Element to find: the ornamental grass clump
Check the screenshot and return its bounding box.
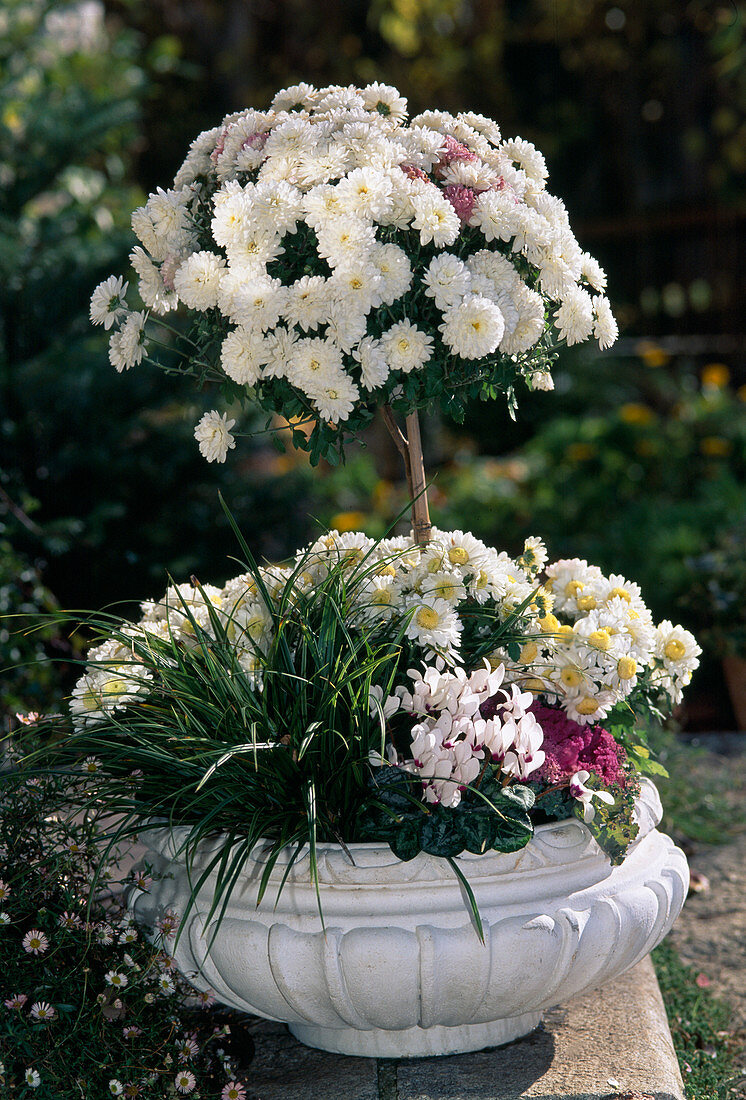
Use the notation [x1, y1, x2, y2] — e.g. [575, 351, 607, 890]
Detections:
[0, 751, 251, 1098]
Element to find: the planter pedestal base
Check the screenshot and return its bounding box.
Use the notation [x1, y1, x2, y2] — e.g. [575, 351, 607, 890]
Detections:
[289, 1011, 543, 1058]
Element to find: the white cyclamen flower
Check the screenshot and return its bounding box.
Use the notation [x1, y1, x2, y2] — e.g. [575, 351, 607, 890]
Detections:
[89, 275, 128, 329]
[194, 411, 236, 463]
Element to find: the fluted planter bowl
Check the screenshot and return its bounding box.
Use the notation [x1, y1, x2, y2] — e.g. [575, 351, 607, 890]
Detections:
[128, 779, 688, 1058]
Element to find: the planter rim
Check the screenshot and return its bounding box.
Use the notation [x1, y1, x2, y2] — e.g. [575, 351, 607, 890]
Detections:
[134, 778, 662, 877]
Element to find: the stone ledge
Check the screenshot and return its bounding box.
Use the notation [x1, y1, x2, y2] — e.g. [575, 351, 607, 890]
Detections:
[243, 955, 684, 1100]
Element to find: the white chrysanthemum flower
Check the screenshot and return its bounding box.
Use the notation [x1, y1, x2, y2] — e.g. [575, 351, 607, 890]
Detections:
[173, 251, 226, 311]
[410, 186, 461, 246]
[361, 82, 408, 121]
[325, 302, 369, 352]
[250, 179, 304, 235]
[132, 187, 193, 261]
[501, 137, 548, 184]
[302, 182, 347, 227]
[108, 311, 148, 373]
[211, 188, 254, 248]
[592, 295, 619, 350]
[271, 82, 317, 112]
[554, 286, 595, 346]
[581, 252, 607, 291]
[381, 321, 433, 374]
[90, 275, 128, 329]
[466, 249, 521, 295]
[218, 271, 287, 330]
[224, 226, 285, 268]
[315, 214, 377, 267]
[353, 336, 390, 390]
[284, 275, 328, 331]
[440, 295, 505, 359]
[130, 247, 179, 315]
[423, 253, 472, 310]
[431, 529, 491, 573]
[261, 325, 297, 380]
[309, 371, 360, 423]
[469, 189, 522, 243]
[194, 410, 236, 463]
[220, 328, 265, 385]
[538, 254, 577, 300]
[370, 242, 412, 305]
[289, 337, 346, 394]
[458, 111, 502, 146]
[329, 259, 382, 314]
[336, 166, 394, 220]
[499, 284, 545, 355]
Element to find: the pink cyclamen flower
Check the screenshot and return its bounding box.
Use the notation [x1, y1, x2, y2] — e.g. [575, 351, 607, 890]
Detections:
[30, 1001, 55, 1021]
[22, 930, 49, 955]
[5, 993, 28, 1009]
[222, 1083, 246, 1100]
[174, 1069, 196, 1094]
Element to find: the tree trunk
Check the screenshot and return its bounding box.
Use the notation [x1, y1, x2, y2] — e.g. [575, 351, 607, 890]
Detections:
[381, 406, 432, 545]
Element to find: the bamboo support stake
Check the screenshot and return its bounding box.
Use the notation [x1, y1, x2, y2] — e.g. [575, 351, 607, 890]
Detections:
[381, 405, 432, 546]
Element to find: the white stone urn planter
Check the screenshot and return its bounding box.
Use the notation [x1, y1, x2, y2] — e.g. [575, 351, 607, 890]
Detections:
[128, 779, 688, 1058]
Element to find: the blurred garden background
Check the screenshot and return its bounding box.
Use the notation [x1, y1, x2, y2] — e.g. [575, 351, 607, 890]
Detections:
[2, 0, 746, 727]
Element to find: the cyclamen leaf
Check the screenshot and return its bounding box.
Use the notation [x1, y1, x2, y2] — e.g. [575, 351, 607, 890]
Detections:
[420, 812, 465, 858]
[457, 810, 498, 855]
[390, 820, 422, 862]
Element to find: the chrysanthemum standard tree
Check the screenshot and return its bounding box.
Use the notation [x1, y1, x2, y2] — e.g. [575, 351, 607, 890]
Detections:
[91, 81, 618, 543]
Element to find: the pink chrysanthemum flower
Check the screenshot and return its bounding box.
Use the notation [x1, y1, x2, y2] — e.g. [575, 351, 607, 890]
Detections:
[123, 1025, 142, 1039]
[174, 1069, 196, 1094]
[443, 185, 477, 225]
[59, 911, 82, 930]
[5, 993, 28, 1009]
[222, 1082, 247, 1100]
[30, 1001, 55, 1021]
[195, 989, 216, 1008]
[22, 930, 49, 955]
[0, 879, 10, 902]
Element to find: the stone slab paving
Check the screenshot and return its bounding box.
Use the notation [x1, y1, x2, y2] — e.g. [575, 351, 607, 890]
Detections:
[242, 957, 684, 1100]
